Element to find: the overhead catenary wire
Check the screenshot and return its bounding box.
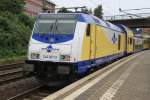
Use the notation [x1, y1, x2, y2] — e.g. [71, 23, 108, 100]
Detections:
[121, 8, 150, 11]
[119, 8, 142, 18]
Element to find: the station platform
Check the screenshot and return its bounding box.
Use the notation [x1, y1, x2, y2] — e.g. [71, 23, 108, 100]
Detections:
[43, 50, 150, 100]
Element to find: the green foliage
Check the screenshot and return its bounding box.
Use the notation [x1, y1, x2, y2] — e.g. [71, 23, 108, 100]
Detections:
[0, 0, 34, 59]
[94, 5, 103, 19]
[57, 7, 72, 13]
[0, 12, 32, 58]
[17, 13, 34, 29]
[0, 56, 26, 65]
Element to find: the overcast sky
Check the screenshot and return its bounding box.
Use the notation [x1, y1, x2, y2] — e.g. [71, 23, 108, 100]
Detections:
[50, 0, 150, 16]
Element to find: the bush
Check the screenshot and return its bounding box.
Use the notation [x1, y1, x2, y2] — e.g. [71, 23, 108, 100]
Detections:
[17, 13, 34, 29]
[0, 0, 34, 59]
[0, 11, 34, 58]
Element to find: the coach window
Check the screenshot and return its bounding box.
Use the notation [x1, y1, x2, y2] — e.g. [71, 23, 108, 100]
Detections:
[130, 38, 132, 44]
[118, 35, 121, 50]
[128, 37, 130, 44]
[86, 24, 90, 36]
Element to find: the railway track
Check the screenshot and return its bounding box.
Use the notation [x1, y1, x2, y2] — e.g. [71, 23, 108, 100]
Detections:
[0, 62, 60, 100]
[0, 62, 25, 84]
[7, 85, 62, 100]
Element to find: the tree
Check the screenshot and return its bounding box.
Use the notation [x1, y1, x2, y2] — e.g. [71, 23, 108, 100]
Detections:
[89, 8, 93, 14]
[57, 7, 72, 13]
[94, 5, 103, 19]
[0, 0, 25, 14]
[0, 0, 34, 58]
[0, 11, 31, 58]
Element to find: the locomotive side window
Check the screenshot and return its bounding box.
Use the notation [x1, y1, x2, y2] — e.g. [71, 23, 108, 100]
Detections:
[86, 24, 90, 36]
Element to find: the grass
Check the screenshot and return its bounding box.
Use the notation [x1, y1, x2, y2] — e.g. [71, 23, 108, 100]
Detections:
[0, 55, 27, 65]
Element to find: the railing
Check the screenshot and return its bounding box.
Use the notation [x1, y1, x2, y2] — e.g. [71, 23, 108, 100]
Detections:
[104, 13, 150, 21]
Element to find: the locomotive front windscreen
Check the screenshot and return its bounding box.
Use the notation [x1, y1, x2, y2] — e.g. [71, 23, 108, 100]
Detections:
[33, 19, 55, 34]
[33, 18, 76, 34]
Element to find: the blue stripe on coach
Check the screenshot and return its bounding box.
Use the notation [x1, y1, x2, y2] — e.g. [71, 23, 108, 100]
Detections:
[75, 52, 124, 74]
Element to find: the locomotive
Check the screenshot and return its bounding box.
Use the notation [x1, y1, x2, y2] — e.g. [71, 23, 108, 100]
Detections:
[26, 13, 149, 84]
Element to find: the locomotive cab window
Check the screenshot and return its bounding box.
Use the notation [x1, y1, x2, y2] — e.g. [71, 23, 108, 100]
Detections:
[86, 24, 91, 36]
[33, 19, 55, 34]
[33, 18, 76, 35]
[54, 19, 76, 34]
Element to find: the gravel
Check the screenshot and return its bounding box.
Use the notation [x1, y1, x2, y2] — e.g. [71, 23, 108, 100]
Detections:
[0, 77, 40, 100]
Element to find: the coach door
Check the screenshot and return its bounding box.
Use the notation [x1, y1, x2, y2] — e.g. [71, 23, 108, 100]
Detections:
[90, 24, 96, 60]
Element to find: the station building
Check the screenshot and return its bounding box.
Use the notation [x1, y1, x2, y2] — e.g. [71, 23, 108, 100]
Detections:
[24, 0, 56, 16]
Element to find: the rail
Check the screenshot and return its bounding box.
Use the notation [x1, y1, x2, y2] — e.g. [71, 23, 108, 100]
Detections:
[7, 85, 44, 100]
[7, 85, 61, 100]
[0, 62, 25, 84]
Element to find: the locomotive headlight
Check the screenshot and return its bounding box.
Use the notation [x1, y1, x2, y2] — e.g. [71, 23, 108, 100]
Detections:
[60, 55, 70, 61]
[31, 53, 40, 59]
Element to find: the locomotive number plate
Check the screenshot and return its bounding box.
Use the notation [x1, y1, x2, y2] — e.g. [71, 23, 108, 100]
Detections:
[41, 50, 59, 61]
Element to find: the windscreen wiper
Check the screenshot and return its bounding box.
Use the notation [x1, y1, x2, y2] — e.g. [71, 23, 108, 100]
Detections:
[49, 23, 54, 33]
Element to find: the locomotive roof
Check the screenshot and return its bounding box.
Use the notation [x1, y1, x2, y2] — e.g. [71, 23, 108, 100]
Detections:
[38, 13, 123, 32]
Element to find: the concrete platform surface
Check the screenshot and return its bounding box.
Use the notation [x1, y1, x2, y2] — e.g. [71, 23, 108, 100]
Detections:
[43, 50, 150, 100]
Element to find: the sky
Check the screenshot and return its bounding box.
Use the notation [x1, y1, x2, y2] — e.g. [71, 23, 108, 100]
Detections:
[49, 0, 150, 16]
